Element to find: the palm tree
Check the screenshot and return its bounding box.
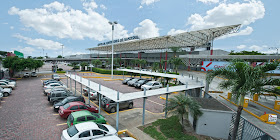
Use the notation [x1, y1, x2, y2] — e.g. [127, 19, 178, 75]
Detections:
[164, 93, 203, 131]
[169, 57, 182, 74]
[138, 59, 147, 69]
[160, 60, 166, 72]
[206, 60, 280, 140]
[152, 62, 159, 72]
[170, 46, 182, 57]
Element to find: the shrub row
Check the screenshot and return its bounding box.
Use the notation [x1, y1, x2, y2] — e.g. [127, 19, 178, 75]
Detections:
[56, 71, 66, 73]
[92, 67, 128, 75]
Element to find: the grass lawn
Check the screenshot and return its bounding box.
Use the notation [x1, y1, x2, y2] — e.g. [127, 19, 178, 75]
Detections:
[139, 116, 199, 140]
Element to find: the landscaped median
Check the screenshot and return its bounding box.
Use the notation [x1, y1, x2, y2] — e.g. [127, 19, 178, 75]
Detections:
[138, 116, 209, 140]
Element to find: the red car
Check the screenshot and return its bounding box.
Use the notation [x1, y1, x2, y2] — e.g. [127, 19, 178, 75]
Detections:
[58, 101, 98, 118]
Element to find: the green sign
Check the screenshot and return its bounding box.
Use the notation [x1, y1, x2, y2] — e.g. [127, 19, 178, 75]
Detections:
[14, 50, 24, 58]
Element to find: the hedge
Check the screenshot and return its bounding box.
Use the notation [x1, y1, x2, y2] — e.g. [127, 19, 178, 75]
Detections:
[56, 71, 66, 73]
[92, 67, 128, 75]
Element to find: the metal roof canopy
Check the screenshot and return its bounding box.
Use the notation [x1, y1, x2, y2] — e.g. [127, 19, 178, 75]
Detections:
[66, 73, 203, 102]
[88, 24, 241, 52]
[179, 55, 280, 60]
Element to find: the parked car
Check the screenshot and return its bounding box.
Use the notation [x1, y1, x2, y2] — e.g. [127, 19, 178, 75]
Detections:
[54, 96, 85, 111]
[141, 81, 163, 90]
[83, 88, 98, 100]
[67, 110, 106, 127]
[59, 102, 98, 118]
[127, 78, 140, 86]
[52, 74, 60, 81]
[61, 122, 117, 140]
[49, 91, 73, 104]
[44, 86, 68, 96]
[44, 80, 63, 86]
[23, 72, 30, 77]
[0, 87, 12, 97]
[43, 79, 57, 86]
[31, 72, 37, 77]
[44, 83, 65, 90]
[0, 79, 16, 86]
[0, 82, 15, 89]
[122, 78, 133, 85]
[101, 97, 133, 113]
[0, 92, 3, 100]
[134, 79, 151, 88]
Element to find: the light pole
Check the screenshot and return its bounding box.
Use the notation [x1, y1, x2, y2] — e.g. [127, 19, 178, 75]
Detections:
[269, 47, 279, 55]
[42, 48, 44, 57]
[109, 21, 118, 79]
[61, 44, 64, 58]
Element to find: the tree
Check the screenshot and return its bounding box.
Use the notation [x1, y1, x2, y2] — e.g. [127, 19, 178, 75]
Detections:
[130, 59, 137, 67]
[164, 93, 203, 131]
[229, 50, 265, 55]
[80, 62, 88, 71]
[206, 60, 280, 140]
[170, 47, 182, 57]
[168, 57, 183, 74]
[34, 60, 44, 71]
[152, 62, 159, 72]
[138, 59, 147, 69]
[57, 55, 63, 58]
[160, 60, 166, 72]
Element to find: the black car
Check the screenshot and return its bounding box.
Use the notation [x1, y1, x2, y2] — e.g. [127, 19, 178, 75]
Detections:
[122, 78, 133, 84]
[53, 96, 85, 111]
[49, 91, 73, 104]
[134, 79, 151, 88]
[101, 97, 133, 113]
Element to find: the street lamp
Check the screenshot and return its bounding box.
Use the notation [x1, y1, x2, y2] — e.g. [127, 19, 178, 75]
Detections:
[61, 44, 64, 58]
[109, 21, 118, 79]
[269, 47, 279, 55]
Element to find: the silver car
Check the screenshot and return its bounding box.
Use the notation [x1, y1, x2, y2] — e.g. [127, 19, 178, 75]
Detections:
[0, 82, 15, 89]
[141, 81, 163, 90]
[0, 87, 12, 97]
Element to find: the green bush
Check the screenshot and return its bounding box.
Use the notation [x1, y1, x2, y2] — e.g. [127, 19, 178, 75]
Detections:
[57, 68, 63, 71]
[92, 67, 128, 75]
[56, 71, 66, 73]
[73, 66, 79, 70]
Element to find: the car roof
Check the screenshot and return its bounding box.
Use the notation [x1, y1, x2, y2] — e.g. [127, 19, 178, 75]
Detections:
[68, 101, 84, 106]
[74, 121, 98, 131]
[71, 110, 92, 118]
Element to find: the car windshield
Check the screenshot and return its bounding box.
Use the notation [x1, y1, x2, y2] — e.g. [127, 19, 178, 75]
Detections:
[97, 124, 109, 132]
[61, 98, 69, 104]
[138, 80, 145, 84]
[145, 82, 153, 86]
[131, 79, 138, 82]
[63, 103, 70, 109]
[125, 78, 131, 81]
[91, 113, 101, 118]
[67, 126, 79, 137]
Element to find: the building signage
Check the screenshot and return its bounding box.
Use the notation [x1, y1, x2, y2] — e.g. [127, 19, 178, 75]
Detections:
[201, 61, 229, 71]
[98, 36, 139, 46]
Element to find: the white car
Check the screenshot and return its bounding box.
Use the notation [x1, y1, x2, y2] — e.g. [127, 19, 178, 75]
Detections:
[44, 86, 68, 96]
[0, 92, 3, 100]
[23, 72, 30, 77]
[141, 81, 163, 90]
[83, 88, 98, 100]
[0, 79, 16, 87]
[0, 82, 15, 89]
[44, 83, 65, 90]
[61, 122, 117, 140]
[52, 74, 60, 80]
[0, 87, 12, 97]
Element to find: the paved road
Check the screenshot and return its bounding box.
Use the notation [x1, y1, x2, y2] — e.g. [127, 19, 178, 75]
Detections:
[0, 76, 67, 140]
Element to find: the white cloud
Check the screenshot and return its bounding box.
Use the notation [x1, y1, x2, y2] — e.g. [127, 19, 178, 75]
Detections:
[236, 45, 246, 49]
[249, 45, 262, 51]
[187, 0, 265, 31]
[167, 29, 187, 36]
[11, 46, 36, 55]
[141, 0, 160, 6]
[8, 1, 129, 41]
[100, 4, 107, 10]
[133, 19, 159, 39]
[197, 0, 219, 4]
[10, 26, 14, 30]
[218, 26, 253, 39]
[13, 34, 63, 50]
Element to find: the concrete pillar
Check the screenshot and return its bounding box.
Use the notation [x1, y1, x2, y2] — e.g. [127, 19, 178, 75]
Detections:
[116, 91, 120, 132]
[80, 77, 82, 97]
[70, 73, 72, 92]
[99, 84, 101, 113]
[88, 80, 90, 104]
[74, 74, 77, 96]
[253, 94, 259, 101]
[67, 76, 68, 88]
[165, 93, 169, 118]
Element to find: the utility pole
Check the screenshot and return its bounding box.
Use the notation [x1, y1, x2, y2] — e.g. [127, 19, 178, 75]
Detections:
[61, 45, 64, 58]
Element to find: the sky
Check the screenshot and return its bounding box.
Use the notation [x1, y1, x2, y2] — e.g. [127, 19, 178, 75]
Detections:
[0, 0, 279, 57]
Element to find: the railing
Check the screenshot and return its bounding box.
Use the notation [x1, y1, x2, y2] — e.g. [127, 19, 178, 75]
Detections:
[228, 113, 276, 140]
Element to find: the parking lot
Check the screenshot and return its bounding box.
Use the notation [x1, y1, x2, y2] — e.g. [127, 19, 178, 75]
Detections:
[0, 76, 68, 139]
[0, 71, 168, 139]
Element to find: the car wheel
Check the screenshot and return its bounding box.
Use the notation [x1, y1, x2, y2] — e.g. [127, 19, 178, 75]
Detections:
[128, 103, 133, 109]
[53, 101, 58, 105]
[3, 92, 9, 97]
[110, 107, 116, 113]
